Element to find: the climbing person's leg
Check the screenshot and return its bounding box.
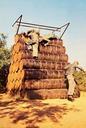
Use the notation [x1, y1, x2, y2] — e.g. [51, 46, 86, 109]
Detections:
[32, 43, 39, 58]
[67, 74, 76, 101]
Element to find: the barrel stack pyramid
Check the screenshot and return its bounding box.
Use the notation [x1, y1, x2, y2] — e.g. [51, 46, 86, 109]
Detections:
[7, 34, 69, 99]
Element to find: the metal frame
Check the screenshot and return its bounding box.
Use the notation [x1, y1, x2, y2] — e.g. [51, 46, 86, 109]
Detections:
[12, 15, 70, 39]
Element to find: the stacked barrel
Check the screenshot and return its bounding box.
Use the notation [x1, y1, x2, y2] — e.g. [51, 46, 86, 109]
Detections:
[7, 35, 69, 99]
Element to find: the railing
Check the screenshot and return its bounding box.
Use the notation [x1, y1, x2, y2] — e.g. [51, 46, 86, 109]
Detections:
[12, 15, 70, 39]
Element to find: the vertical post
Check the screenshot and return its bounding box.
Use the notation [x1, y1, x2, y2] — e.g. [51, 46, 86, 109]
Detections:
[60, 22, 70, 39]
[16, 15, 22, 34]
[12, 15, 23, 34]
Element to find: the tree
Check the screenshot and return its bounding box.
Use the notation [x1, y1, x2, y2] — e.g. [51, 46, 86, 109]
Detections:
[74, 71, 86, 91]
[0, 33, 10, 68]
[0, 33, 11, 92]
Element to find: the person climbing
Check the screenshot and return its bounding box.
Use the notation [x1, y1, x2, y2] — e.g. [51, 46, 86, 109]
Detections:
[24, 30, 58, 58]
[64, 61, 85, 101]
[27, 29, 40, 58]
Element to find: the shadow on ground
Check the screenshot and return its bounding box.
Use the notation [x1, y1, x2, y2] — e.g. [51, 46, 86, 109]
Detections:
[0, 94, 79, 128]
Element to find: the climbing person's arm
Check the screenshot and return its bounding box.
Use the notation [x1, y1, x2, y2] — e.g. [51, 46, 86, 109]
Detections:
[64, 63, 71, 70]
[76, 66, 85, 73]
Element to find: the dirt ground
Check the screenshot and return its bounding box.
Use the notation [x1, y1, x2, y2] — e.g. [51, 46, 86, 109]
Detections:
[0, 91, 86, 128]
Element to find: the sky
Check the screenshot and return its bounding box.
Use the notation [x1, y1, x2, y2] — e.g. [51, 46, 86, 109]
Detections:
[0, 0, 86, 68]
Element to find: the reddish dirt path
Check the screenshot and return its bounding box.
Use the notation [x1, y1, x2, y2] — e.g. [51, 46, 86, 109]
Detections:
[0, 92, 86, 128]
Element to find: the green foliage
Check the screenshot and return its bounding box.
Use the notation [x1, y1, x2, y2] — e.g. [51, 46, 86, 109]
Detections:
[73, 71, 86, 91]
[0, 33, 10, 68]
[0, 33, 7, 47]
[0, 64, 9, 90]
[0, 33, 11, 92]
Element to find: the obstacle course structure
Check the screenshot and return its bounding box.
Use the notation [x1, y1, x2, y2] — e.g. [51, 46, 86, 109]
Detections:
[7, 15, 80, 99]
